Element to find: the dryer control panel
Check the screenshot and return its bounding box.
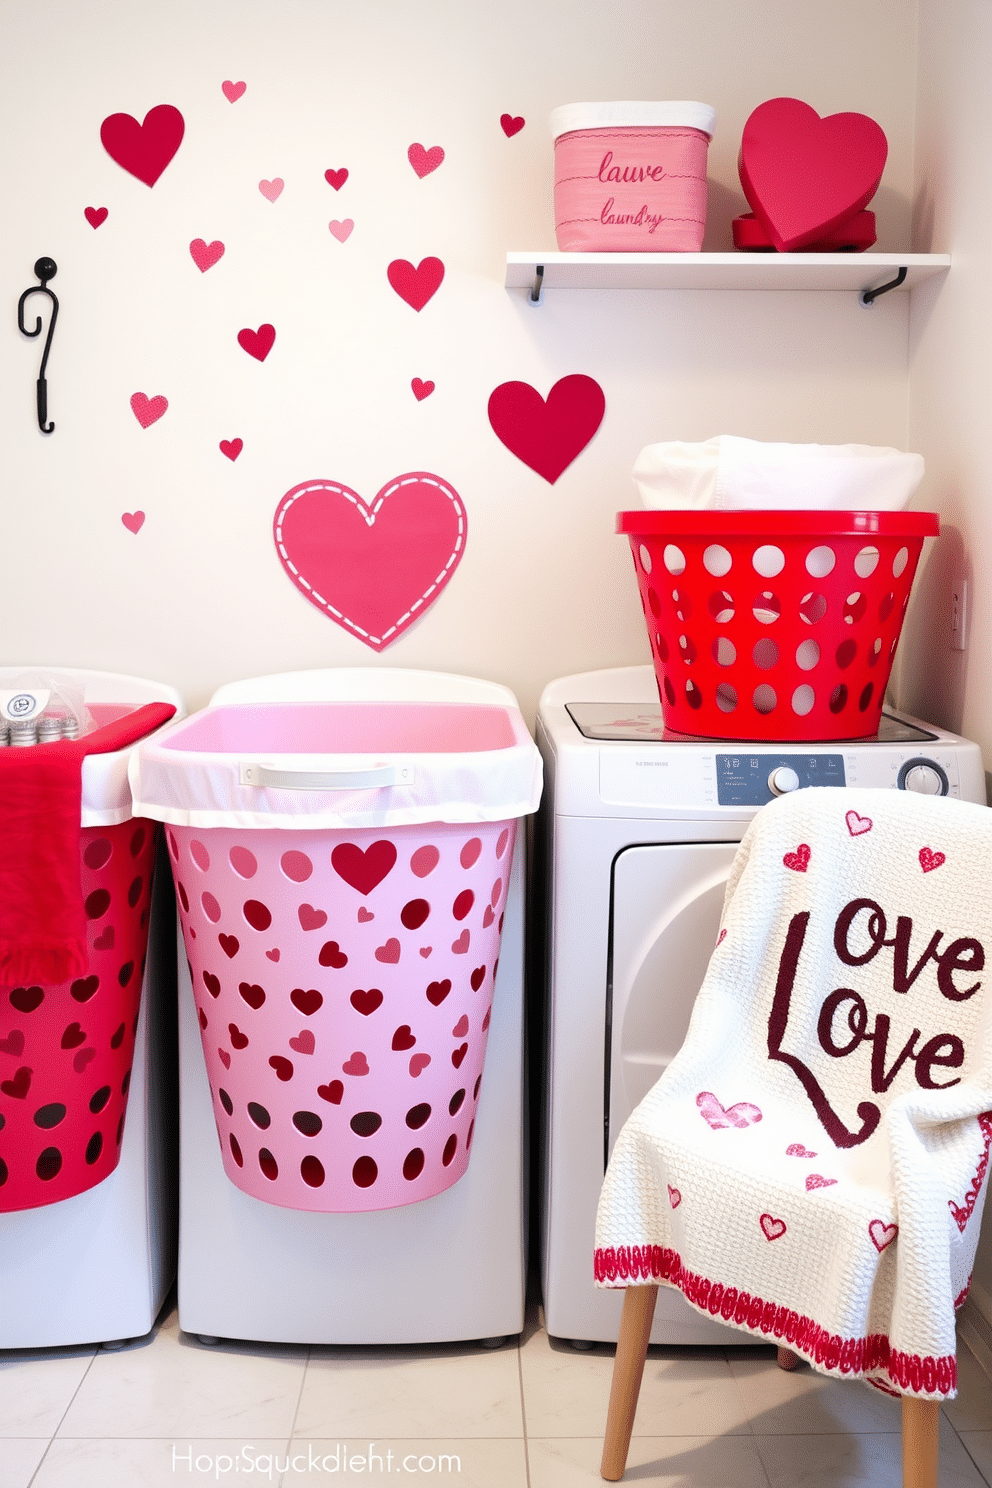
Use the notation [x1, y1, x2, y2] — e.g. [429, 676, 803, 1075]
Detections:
[717, 750, 845, 805]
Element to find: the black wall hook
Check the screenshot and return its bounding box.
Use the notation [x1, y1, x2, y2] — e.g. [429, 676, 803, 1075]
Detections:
[859, 265, 908, 307]
[18, 257, 59, 432]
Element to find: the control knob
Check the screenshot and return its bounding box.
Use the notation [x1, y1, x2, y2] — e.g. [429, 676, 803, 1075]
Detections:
[897, 757, 949, 796]
[768, 766, 800, 796]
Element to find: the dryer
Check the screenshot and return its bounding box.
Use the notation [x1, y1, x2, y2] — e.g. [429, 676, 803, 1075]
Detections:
[535, 665, 986, 1347]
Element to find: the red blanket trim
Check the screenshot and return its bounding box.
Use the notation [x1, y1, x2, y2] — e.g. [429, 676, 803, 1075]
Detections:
[593, 1244, 957, 1397]
[948, 1112, 992, 1234]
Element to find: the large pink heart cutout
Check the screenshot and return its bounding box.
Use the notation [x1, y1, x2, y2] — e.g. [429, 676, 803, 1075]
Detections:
[739, 97, 887, 252]
[273, 472, 467, 651]
[488, 374, 605, 484]
[100, 104, 185, 187]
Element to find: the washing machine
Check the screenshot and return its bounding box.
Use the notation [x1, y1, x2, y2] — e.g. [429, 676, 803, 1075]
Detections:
[536, 664, 986, 1347]
[169, 669, 535, 1346]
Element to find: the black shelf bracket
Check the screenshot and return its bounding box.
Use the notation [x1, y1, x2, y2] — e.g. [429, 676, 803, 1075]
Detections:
[859, 266, 908, 306]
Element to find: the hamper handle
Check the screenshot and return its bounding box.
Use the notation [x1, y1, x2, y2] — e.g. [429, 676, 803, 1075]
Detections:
[239, 761, 415, 791]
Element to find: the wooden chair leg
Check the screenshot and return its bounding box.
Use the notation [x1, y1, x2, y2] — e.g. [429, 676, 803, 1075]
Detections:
[776, 1345, 801, 1370]
[901, 1395, 939, 1488]
[601, 1284, 658, 1482]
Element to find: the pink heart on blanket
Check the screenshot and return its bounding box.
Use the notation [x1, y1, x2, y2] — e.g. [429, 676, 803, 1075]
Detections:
[783, 843, 810, 872]
[919, 846, 945, 874]
[845, 810, 873, 837]
[668, 1185, 682, 1209]
[786, 1143, 817, 1158]
[760, 1212, 787, 1241]
[869, 1219, 898, 1252]
[805, 1174, 837, 1191]
[696, 1091, 762, 1130]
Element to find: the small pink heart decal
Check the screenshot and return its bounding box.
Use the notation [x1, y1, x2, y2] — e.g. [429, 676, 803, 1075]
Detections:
[668, 1185, 682, 1209]
[350, 988, 383, 1016]
[220, 438, 243, 461]
[786, 1144, 817, 1158]
[869, 1219, 898, 1252]
[391, 1024, 416, 1051]
[328, 219, 354, 243]
[222, 80, 247, 103]
[289, 1029, 315, 1055]
[130, 392, 168, 428]
[451, 1042, 468, 1068]
[219, 933, 239, 959]
[298, 903, 328, 931]
[452, 1015, 469, 1038]
[488, 375, 605, 484]
[470, 966, 486, 991]
[343, 1051, 369, 1076]
[919, 847, 946, 874]
[325, 167, 348, 190]
[387, 257, 445, 312]
[121, 511, 145, 534]
[218, 1047, 231, 1069]
[238, 324, 275, 361]
[202, 971, 221, 998]
[408, 142, 445, 177]
[358, 907, 375, 922]
[452, 929, 470, 954]
[318, 1079, 344, 1104]
[85, 206, 108, 229]
[500, 113, 525, 137]
[760, 1213, 787, 1241]
[482, 905, 495, 928]
[258, 178, 284, 202]
[426, 979, 450, 1006]
[419, 946, 433, 958]
[375, 938, 401, 964]
[265, 947, 280, 962]
[845, 810, 873, 837]
[100, 104, 185, 187]
[696, 1091, 763, 1130]
[411, 378, 435, 401]
[783, 843, 811, 873]
[806, 1174, 838, 1191]
[409, 1052, 431, 1077]
[190, 238, 225, 272]
[274, 474, 466, 651]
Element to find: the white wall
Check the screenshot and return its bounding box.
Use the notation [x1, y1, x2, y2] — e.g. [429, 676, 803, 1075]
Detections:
[2, 0, 919, 722]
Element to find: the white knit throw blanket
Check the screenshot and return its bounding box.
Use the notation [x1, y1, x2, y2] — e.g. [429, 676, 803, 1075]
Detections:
[595, 787, 992, 1399]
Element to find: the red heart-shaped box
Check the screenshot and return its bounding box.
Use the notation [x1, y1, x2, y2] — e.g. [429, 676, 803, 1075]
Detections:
[738, 97, 887, 252]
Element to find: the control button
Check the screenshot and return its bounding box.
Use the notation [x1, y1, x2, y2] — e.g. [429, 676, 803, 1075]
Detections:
[897, 757, 949, 796]
[768, 766, 801, 796]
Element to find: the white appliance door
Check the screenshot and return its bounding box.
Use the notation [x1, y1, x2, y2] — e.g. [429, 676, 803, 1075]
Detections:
[608, 842, 740, 1157]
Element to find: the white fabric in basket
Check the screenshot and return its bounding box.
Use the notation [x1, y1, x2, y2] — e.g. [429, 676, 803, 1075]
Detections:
[632, 436, 924, 512]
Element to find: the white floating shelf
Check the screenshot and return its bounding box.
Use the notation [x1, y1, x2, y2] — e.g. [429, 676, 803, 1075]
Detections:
[506, 252, 950, 298]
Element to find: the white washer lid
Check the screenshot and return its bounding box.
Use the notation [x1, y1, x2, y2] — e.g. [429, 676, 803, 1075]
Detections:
[551, 101, 715, 139]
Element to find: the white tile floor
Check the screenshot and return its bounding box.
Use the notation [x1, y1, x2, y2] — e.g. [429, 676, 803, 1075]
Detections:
[3, 1290, 990, 1488]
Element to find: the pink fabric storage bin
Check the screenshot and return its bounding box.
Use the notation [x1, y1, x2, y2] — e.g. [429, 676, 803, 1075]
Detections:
[129, 697, 543, 1214]
[551, 101, 715, 252]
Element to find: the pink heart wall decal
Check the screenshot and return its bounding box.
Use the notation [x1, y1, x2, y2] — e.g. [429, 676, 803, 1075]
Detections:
[121, 509, 145, 534]
[238, 324, 275, 361]
[739, 97, 888, 252]
[220, 438, 243, 461]
[411, 378, 435, 401]
[130, 392, 168, 428]
[222, 80, 247, 102]
[190, 238, 225, 271]
[100, 104, 185, 186]
[273, 471, 467, 650]
[408, 142, 445, 177]
[85, 206, 108, 228]
[259, 178, 284, 202]
[325, 167, 349, 190]
[500, 114, 525, 137]
[488, 374, 605, 484]
[328, 219, 354, 242]
[387, 257, 445, 311]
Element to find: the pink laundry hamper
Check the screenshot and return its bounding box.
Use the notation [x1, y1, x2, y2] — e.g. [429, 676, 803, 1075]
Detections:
[130, 696, 543, 1214]
[551, 101, 715, 252]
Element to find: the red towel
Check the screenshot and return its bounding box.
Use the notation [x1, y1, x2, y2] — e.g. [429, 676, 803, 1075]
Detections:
[0, 702, 176, 987]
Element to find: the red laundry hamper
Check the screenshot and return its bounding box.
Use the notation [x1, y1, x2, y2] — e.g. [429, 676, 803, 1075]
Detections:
[619, 510, 939, 741]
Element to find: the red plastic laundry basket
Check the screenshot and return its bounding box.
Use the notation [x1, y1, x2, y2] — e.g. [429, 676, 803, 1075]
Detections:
[0, 820, 158, 1211]
[619, 509, 939, 741]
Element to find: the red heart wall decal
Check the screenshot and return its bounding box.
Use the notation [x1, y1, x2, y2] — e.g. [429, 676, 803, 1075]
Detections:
[130, 392, 168, 427]
[190, 238, 225, 272]
[325, 167, 349, 190]
[387, 257, 445, 311]
[273, 471, 467, 650]
[100, 104, 185, 187]
[408, 143, 445, 178]
[238, 324, 275, 361]
[85, 206, 108, 229]
[487, 374, 605, 484]
[738, 97, 887, 252]
[500, 113, 525, 137]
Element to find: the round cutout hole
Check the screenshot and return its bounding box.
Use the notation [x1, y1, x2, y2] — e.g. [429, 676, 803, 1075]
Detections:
[715, 684, 738, 713]
[752, 684, 777, 715]
[703, 544, 732, 577]
[892, 546, 909, 578]
[638, 543, 653, 574]
[752, 591, 781, 625]
[752, 544, 785, 577]
[654, 632, 669, 663]
[835, 638, 857, 670]
[829, 684, 849, 714]
[707, 590, 735, 623]
[664, 544, 686, 575]
[712, 637, 736, 667]
[791, 685, 815, 716]
[678, 635, 697, 665]
[684, 680, 703, 710]
[859, 682, 875, 712]
[795, 639, 820, 671]
[879, 591, 895, 622]
[843, 592, 868, 625]
[854, 545, 880, 578]
[752, 637, 779, 671]
[799, 592, 827, 625]
[805, 545, 836, 578]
